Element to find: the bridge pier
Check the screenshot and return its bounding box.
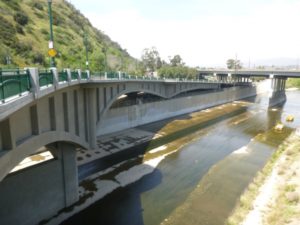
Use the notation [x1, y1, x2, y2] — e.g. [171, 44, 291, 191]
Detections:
[269, 77, 287, 107]
[87, 88, 97, 149]
[0, 142, 78, 225]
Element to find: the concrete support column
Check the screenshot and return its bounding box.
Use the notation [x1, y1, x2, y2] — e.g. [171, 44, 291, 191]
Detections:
[66, 69, 72, 84]
[87, 88, 97, 149]
[53, 143, 79, 207]
[87, 70, 91, 80]
[28, 67, 40, 98]
[77, 69, 82, 81]
[51, 68, 59, 89]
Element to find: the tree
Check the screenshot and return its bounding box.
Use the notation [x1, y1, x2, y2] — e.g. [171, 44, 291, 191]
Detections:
[226, 59, 242, 69]
[141, 47, 161, 73]
[170, 54, 184, 67]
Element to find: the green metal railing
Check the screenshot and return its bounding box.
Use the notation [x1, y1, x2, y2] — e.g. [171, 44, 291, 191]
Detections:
[58, 70, 68, 82]
[71, 71, 79, 80]
[0, 68, 31, 102]
[39, 69, 54, 87]
[81, 71, 88, 80]
[107, 71, 119, 79]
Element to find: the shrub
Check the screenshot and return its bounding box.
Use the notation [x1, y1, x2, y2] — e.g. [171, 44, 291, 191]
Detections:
[14, 11, 29, 26]
[3, 0, 20, 10]
[32, 52, 45, 65]
[32, 2, 44, 11]
[0, 16, 17, 47]
[16, 24, 24, 34]
[34, 11, 44, 19]
[15, 42, 32, 55]
[41, 28, 49, 35]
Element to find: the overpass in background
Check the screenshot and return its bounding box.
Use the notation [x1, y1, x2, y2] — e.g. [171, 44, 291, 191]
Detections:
[198, 69, 300, 95]
[198, 69, 300, 78]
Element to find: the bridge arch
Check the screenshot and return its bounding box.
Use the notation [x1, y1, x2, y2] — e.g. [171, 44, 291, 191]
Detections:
[0, 131, 88, 182]
[97, 88, 166, 126]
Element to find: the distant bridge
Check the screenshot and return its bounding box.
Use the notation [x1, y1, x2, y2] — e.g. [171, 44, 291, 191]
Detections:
[198, 69, 300, 78]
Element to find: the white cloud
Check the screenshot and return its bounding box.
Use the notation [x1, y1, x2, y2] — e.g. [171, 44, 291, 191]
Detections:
[84, 0, 300, 67]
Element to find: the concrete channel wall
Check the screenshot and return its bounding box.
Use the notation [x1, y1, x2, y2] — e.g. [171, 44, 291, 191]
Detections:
[97, 86, 258, 135]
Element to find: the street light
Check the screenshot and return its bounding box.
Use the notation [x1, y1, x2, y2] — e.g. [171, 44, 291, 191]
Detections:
[47, 0, 56, 67]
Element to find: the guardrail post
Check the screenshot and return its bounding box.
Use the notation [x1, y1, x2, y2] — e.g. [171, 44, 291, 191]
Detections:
[104, 72, 107, 80]
[51, 67, 59, 89]
[28, 68, 40, 99]
[118, 71, 121, 80]
[66, 69, 71, 84]
[77, 69, 81, 82]
[86, 70, 90, 80]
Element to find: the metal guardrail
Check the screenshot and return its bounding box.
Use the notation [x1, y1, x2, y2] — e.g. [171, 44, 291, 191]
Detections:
[81, 71, 88, 80]
[58, 70, 68, 82]
[39, 69, 53, 87]
[0, 68, 241, 104]
[0, 68, 31, 103]
[71, 71, 79, 80]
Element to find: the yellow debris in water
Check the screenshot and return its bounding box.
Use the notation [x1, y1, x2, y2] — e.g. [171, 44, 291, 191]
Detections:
[286, 115, 294, 122]
[275, 123, 284, 132]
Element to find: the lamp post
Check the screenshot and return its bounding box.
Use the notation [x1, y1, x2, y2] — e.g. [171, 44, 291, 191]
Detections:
[47, 0, 56, 67]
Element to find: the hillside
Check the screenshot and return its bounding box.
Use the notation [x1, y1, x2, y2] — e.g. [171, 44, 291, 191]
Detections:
[0, 0, 138, 72]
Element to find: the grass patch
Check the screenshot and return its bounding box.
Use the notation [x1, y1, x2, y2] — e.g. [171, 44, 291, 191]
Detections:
[226, 133, 300, 225]
[286, 78, 300, 88]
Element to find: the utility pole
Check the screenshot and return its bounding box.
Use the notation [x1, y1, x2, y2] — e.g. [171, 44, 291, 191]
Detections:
[47, 0, 56, 67]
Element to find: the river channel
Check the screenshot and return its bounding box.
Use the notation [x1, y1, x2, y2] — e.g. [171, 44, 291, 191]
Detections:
[61, 90, 300, 225]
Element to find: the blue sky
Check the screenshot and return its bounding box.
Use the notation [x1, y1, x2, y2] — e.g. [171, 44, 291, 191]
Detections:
[70, 0, 300, 67]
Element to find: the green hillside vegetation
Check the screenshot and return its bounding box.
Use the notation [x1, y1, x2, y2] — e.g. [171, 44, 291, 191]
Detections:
[286, 78, 300, 88]
[0, 0, 138, 72]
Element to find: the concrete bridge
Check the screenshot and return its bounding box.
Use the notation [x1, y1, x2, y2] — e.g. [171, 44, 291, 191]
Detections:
[0, 67, 243, 225]
[0, 68, 291, 225]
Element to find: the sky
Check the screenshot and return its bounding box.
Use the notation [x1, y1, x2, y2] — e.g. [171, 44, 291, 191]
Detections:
[70, 0, 300, 68]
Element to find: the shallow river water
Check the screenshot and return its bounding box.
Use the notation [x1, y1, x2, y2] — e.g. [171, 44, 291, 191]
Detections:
[62, 90, 300, 225]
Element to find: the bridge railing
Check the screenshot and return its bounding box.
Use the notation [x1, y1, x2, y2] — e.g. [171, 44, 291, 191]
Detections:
[39, 69, 54, 88]
[0, 68, 31, 103]
[58, 70, 68, 83]
[71, 70, 79, 81]
[0, 67, 242, 104]
[81, 71, 88, 80]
